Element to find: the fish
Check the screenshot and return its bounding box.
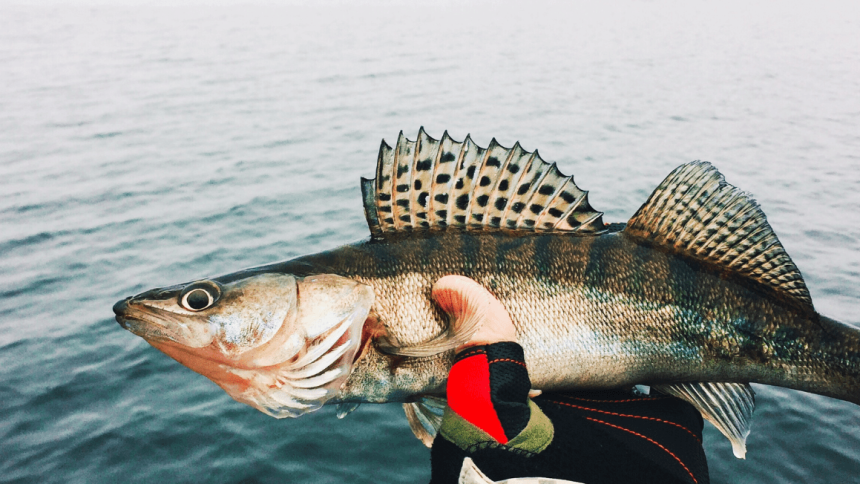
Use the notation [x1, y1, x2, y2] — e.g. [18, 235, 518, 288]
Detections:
[113, 128, 860, 458]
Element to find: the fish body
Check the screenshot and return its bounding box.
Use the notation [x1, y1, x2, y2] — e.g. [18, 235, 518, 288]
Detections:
[113, 129, 859, 455]
[251, 229, 860, 406]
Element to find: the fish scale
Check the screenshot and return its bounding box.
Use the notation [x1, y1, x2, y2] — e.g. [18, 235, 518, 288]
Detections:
[286, 231, 857, 402]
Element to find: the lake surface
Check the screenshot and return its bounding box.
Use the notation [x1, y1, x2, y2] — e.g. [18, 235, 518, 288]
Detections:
[1, 1, 859, 482]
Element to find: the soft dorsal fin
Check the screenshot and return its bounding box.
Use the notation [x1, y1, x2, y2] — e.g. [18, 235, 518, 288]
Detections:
[361, 128, 606, 238]
[625, 162, 813, 309]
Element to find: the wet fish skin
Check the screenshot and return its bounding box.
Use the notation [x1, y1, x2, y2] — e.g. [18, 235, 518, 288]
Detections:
[254, 229, 860, 406]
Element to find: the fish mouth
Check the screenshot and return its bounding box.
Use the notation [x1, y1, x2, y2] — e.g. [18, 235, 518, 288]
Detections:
[113, 297, 156, 332]
[112, 296, 200, 344]
[113, 297, 134, 329]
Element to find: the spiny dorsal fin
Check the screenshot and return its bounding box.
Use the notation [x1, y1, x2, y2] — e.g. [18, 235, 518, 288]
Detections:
[361, 128, 605, 238]
[625, 162, 813, 309]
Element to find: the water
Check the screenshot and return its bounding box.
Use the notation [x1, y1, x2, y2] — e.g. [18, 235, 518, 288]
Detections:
[1, 1, 859, 482]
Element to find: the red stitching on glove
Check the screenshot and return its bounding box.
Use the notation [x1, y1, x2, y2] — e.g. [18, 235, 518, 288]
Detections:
[547, 399, 701, 444]
[584, 416, 698, 484]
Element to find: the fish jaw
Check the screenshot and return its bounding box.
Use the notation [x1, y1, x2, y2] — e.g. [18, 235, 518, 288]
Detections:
[113, 284, 219, 349]
[114, 272, 375, 418]
[114, 275, 298, 355]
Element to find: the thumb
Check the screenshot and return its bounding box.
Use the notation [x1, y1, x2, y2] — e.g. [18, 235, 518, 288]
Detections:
[432, 275, 517, 349]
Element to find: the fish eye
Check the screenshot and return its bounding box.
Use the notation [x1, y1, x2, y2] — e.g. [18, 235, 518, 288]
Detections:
[179, 281, 221, 312]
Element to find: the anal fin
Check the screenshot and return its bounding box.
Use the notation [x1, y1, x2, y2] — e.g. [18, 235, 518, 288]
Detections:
[403, 396, 447, 447]
[653, 382, 755, 459]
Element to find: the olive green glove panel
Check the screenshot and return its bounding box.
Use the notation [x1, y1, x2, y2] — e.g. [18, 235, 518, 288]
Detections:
[440, 400, 554, 455]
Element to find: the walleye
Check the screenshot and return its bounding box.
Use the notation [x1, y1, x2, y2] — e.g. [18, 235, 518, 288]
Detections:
[114, 128, 860, 458]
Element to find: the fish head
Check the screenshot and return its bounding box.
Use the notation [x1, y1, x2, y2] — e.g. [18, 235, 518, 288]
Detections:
[113, 272, 374, 418]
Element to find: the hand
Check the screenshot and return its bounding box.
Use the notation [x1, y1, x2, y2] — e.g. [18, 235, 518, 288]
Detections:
[432, 275, 518, 351]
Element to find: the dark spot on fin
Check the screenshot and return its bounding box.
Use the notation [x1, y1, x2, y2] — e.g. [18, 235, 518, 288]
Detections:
[456, 194, 469, 210]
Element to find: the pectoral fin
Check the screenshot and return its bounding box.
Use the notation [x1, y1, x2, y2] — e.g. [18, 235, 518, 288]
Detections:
[653, 382, 756, 459]
[336, 402, 360, 419]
